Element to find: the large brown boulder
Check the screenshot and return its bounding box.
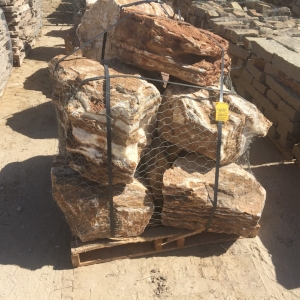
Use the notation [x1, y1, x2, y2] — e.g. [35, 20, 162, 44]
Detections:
[157, 85, 272, 164]
[76, 0, 174, 60]
[162, 163, 266, 237]
[51, 156, 154, 242]
[113, 10, 231, 86]
[49, 55, 161, 185]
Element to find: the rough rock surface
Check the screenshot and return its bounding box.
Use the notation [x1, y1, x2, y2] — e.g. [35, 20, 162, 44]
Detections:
[76, 0, 174, 60]
[0, 8, 12, 97]
[49, 55, 161, 185]
[158, 85, 272, 164]
[162, 163, 266, 237]
[173, 153, 216, 174]
[51, 156, 154, 242]
[113, 11, 231, 86]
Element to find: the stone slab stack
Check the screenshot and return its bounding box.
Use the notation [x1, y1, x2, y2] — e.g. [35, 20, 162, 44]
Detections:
[50, 3, 271, 242]
[0, 0, 42, 66]
[169, 0, 300, 151]
[0, 7, 12, 97]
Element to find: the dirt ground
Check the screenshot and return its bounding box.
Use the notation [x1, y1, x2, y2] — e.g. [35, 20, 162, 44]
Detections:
[1, 24, 300, 300]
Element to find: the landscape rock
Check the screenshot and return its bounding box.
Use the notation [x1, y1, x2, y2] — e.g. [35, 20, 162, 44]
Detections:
[0, 8, 12, 97]
[113, 10, 231, 86]
[162, 163, 266, 237]
[76, 0, 174, 60]
[49, 55, 161, 185]
[51, 156, 154, 242]
[157, 84, 271, 164]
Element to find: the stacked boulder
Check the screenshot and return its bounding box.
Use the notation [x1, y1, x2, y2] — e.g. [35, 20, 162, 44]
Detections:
[50, 0, 271, 242]
[0, 7, 12, 97]
[0, 0, 42, 66]
[169, 0, 300, 153]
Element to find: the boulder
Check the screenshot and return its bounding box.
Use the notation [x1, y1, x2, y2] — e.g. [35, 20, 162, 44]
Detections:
[76, 0, 174, 60]
[113, 10, 231, 86]
[49, 55, 161, 185]
[51, 156, 154, 242]
[162, 163, 266, 237]
[157, 84, 272, 164]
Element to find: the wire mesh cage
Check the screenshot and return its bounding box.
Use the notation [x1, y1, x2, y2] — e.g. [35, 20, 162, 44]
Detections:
[49, 3, 270, 244]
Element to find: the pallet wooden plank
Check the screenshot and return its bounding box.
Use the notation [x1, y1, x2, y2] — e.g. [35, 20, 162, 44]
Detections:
[71, 231, 239, 268]
[176, 238, 185, 248]
[71, 226, 195, 255]
[154, 239, 163, 251]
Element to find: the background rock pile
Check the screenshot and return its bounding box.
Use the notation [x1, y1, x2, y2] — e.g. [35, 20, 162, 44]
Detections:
[0, 0, 42, 66]
[0, 7, 12, 97]
[170, 0, 300, 153]
[50, 0, 271, 242]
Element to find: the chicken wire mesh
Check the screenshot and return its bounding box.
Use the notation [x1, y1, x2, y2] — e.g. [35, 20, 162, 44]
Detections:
[0, 8, 13, 97]
[50, 6, 267, 243]
[43, 0, 78, 25]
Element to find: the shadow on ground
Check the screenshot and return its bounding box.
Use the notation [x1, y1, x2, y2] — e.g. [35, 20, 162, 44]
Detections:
[45, 28, 73, 39]
[0, 156, 72, 270]
[43, 0, 74, 25]
[26, 46, 65, 62]
[251, 138, 300, 290]
[6, 102, 58, 139]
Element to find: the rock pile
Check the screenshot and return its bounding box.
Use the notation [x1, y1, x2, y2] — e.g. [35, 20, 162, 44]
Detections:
[50, 6, 271, 242]
[0, 0, 42, 66]
[170, 0, 300, 152]
[0, 7, 12, 97]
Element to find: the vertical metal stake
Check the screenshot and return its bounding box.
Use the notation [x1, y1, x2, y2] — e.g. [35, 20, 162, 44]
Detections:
[104, 64, 115, 237]
[101, 32, 108, 61]
[206, 46, 225, 231]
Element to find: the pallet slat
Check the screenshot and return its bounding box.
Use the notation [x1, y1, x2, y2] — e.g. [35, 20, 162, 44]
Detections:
[71, 227, 239, 267]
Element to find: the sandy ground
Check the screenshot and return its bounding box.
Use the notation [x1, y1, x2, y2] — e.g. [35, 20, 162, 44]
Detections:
[1, 24, 300, 300]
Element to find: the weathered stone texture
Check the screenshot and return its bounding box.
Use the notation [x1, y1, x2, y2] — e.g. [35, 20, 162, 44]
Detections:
[162, 163, 266, 237]
[52, 156, 154, 242]
[49, 55, 161, 185]
[113, 10, 230, 86]
[77, 0, 174, 60]
[157, 84, 271, 164]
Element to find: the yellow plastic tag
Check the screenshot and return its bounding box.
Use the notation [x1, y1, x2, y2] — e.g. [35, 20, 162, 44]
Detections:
[215, 102, 229, 122]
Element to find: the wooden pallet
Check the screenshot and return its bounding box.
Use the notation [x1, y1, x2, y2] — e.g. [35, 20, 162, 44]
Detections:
[71, 226, 239, 268]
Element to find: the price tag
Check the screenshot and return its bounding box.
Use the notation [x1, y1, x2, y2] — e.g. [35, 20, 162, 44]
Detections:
[215, 102, 229, 122]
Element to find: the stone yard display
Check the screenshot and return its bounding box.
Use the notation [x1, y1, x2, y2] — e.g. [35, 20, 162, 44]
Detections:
[50, 7, 271, 242]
